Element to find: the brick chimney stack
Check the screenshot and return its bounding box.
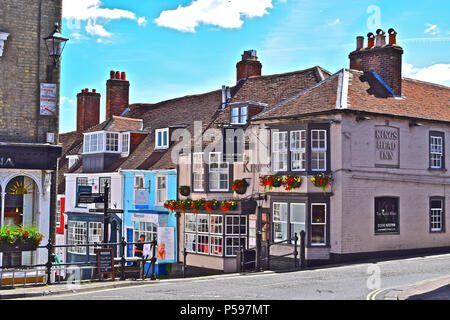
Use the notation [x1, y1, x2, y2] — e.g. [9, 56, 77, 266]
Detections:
[77, 88, 100, 132]
[106, 70, 130, 119]
[349, 28, 403, 96]
[236, 50, 262, 82]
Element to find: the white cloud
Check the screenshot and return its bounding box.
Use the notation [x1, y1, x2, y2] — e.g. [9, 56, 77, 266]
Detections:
[137, 17, 148, 27]
[329, 18, 340, 26]
[154, 0, 274, 32]
[424, 24, 439, 35]
[63, 0, 136, 21]
[403, 63, 450, 86]
[60, 96, 75, 105]
[63, 0, 145, 41]
[85, 20, 112, 38]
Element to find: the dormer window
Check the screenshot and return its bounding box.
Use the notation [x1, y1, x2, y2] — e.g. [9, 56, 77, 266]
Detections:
[83, 131, 129, 154]
[231, 106, 248, 124]
[155, 128, 169, 149]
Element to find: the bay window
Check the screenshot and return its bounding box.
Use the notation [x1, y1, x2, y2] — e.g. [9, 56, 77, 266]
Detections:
[184, 213, 245, 257]
[68, 221, 87, 254]
[290, 203, 306, 243]
[106, 132, 119, 151]
[209, 152, 229, 191]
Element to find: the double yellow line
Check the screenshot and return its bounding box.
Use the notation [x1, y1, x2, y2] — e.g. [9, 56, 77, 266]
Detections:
[366, 288, 390, 300]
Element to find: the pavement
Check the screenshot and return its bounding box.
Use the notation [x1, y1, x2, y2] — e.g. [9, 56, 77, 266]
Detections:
[1, 254, 450, 300]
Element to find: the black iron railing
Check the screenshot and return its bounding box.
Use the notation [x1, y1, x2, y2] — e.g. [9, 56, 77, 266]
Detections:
[0, 237, 158, 289]
[239, 230, 306, 272]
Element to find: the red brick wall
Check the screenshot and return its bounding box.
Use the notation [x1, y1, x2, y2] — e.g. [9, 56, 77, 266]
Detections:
[236, 59, 262, 82]
[349, 45, 403, 96]
[106, 72, 129, 120]
[76, 90, 100, 132]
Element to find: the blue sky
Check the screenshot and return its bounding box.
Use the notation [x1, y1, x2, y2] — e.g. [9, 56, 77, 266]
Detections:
[60, 0, 450, 133]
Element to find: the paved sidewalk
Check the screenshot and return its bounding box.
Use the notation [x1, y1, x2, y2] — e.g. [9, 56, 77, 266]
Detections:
[383, 275, 450, 300]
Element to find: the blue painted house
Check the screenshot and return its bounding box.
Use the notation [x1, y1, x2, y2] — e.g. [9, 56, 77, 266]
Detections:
[119, 169, 177, 275]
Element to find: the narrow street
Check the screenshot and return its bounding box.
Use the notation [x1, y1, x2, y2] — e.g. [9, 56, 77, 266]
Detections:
[27, 253, 450, 300]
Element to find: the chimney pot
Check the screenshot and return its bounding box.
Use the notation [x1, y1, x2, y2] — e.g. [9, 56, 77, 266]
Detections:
[388, 28, 397, 45]
[375, 29, 386, 47]
[92, 89, 96, 93]
[367, 32, 375, 48]
[110, 71, 115, 79]
[356, 36, 364, 50]
[115, 71, 120, 79]
[121, 72, 126, 81]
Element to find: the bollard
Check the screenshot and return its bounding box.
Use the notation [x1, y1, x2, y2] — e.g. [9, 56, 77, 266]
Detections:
[294, 233, 299, 269]
[300, 230, 306, 269]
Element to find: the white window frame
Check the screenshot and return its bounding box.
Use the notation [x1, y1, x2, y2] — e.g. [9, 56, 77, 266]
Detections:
[121, 132, 130, 155]
[231, 106, 248, 124]
[208, 152, 229, 192]
[67, 155, 78, 169]
[155, 175, 167, 206]
[290, 203, 306, 243]
[272, 131, 288, 172]
[311, 203, 326, 246]
[290, 130, 306, 171]
[430, 199, 444, 232]
[273, 202, 288, 242]
[68, 221, 87, 254]
[184, 212, 225, 256]
[88, 222, 103, 255]
[193, 152, 204, 191]
[133, 221, 158, 253]
[311, 130, 327, 171]
[155, 128, 169, 149]
[430, 136, 443, 169]
[106, 132, 119, 152]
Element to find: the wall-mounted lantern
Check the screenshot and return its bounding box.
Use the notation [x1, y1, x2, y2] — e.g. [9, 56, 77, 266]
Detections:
[43, 22, 69, 67]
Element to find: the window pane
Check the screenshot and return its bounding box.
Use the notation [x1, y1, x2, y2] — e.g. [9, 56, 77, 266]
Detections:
[312, 205, 325, 224]
[291, 204, 306, 223]
[311, 225, 325, 244]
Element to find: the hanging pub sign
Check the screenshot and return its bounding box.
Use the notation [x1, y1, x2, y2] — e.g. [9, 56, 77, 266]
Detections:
[40, 83, 57, 116]
[375, 197, 399, 234]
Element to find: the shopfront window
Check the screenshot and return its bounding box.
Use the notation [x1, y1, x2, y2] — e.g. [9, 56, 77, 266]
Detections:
[290, 203, 306, 243]
[68, 221, 87, 254]
[133, 221, 157, 251]
[184, 213, 245, 257]
[2, 176, 39, 266]
[88, 222, 103, 255]
[273, 202, 288, 241]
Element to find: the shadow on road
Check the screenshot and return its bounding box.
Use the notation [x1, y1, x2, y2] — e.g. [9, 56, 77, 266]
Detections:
[406, 284, 450, 300]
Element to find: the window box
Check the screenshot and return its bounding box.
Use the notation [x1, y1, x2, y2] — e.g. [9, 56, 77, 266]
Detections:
[0, 226, 44, 252]
[0, 241, 37, 252]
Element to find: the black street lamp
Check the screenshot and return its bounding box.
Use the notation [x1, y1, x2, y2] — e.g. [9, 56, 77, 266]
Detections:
[43, 22, 69, 67]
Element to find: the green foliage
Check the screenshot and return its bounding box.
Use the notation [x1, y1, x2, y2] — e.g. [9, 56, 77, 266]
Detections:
[0, 225, 44, 246]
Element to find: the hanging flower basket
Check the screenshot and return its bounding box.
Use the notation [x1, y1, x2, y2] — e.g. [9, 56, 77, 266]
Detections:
[282, 175, 302, 191]
[232, 179, 249, 195]
[164, 200, 179, 213]
[311, 173, 333, 195]
[220, 201, 237, 214]
[179, 186, 191, 197]
[0, 225, 44, 252]
[259, 175, 283, 192]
